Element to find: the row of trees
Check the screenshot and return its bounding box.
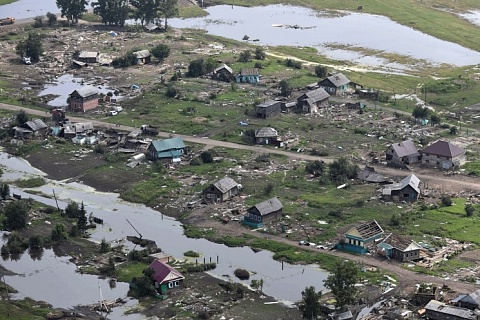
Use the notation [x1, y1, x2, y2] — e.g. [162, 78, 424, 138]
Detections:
[56, 0, 178, 28]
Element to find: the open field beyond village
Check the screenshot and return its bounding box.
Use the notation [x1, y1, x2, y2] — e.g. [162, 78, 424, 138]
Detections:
[1, 0, 480, 319]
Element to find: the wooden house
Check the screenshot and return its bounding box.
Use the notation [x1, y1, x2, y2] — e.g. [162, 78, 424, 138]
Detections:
[203, 177, 240, 203]
[318, 73, 352, 96]
[338, 220, 384, 254]
[68, 86, 99, 112]
[133, 50, 152, 65]
[255, 127, 280, 145]
[386, 140, 421, 165]
[281, 101, 296, 113]
[236, 68, 260, 84]
[255, 100, 282, 118]
[377, 233, 422, 262]
[77, 51, 98, 64]
[382, 174, 420, 202]
[454, 290, 480, 310]
[148, 259, 185, 295]
[424, 300, 479, 320]
[212, 64, 234, 82]
[147, 138, 186, 162]
[14, 118, 48, 139]
[297, 87, 329, 113]
[243, 197, 283, 227]
[420, 140, 466, 169]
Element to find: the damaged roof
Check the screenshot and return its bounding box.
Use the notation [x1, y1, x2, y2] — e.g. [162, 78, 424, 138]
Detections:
[320, 73, 351, 87]
[240, 68, 259, 76]
[421, 140, 465, 158]
[383, 174, 420, 195]
[300, 87, 330, 102]
[256, 100, 280, 108]
[255, 127, 278, 138]
[357, 166, 390, 183]
[390, 140, 419, 157]
[24, 119, 47, 131]
[133, 50, 151, 58]
[212, 177, 239, 193]
[78, 51, 98, 59]
[381, 233, 422, 252]
[425, 300, 478, 319]
[214, 64, 233, 74]
[249, 197, 283, 216]
[457, 290, 480, 307]
[347, 220, 384, 240]
[151, 137, 185, 152]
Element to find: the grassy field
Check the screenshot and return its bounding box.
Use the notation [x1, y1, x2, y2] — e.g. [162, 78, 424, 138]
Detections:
[0, 0, 16, 5]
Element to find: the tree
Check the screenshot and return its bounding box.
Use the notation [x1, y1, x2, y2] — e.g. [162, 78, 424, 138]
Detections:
[412, 105, 429, 119]
[328, 157, 360, 182]
[200, 151, 213, 163]
[65, 201, 81, 218]
[46, 12, 57, 26]
[450, 126, 458, 135]
[56, 0, 88, 25]
[314, 65, 328, 78]
[16, 32, 44, 63]
[77, 202, 88, 232]
[279, 79, 292, 97]
[0, 183, 10, 200]
[100, 238, 111, 253]
[51, 223, 68, 241]
[4, 201, 29, 230]
[430, 113, 441, 126]
[305, 160, 325, 177]
[158, 0, 178, 30]
[465, 203, 475, 217]
[254, 47, 265, 60]
[16, 110, 29, 125]
[441, 196, 452, 207]
[130, 0, 161, 26]
[187, 58, 207, 77]
[299, 286, 322, 320]
[29, 235, 43, 249]
[238, 50, 251, 62]
[151, 44, 170, 61]
[323, 260, 359, 310]
[33, 16, 44, 28]
[92, 0, 130, 26]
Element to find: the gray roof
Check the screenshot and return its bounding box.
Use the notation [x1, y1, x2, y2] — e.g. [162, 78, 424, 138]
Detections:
[25, 119, 47, 131]
[425, 300, 478, 319]
[323, 73, 351, 87]
[251, 197, 283, 216]
[151, 137, 185, 152]
[240, 68, 259, 76]
[255, 127, 278, 138]
[390, 140, 419, 158]
[383, 174, 420, 194]
[301, 87, 330, 102]
[72, 86, 98, 98]
[133, 50, 151, 58]
[78, 51, 98, 59]
[212, 177, 238, 193]
[257, 100, 280, 108]
[422, 140, 465, 158]
[458, 289, 480, 307]
[74, 122, 94, 133]
[214, 64, 233, 74]
[357, 166, 389, 183]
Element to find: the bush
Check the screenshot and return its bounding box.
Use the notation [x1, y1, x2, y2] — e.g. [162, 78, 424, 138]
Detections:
[46, 12, 57, 25]
[51, 223, 68, 242]
[238, 50, 251, 62]
[184, 250, 200, 257]
[4, 200, 29, 230]
[284, 58, 302, 69]
[441, 196, 452, 207]
[200, 151, 213, 163]
[234, 268, 250, 280]
[264, 183, 274, 195]
[166, 85, 179, 98]
[100, 238, 111, 253]
[314, 65, 328, 78]
[28, 235, 43, 249]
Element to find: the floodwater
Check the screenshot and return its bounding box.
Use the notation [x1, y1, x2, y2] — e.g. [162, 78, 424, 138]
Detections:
[169, 4, 480, 67]
[460, 10, 480, 27]
[37, 74, 120, 107]
[0, 0, 94, 20]
[0, 152, 330, 309]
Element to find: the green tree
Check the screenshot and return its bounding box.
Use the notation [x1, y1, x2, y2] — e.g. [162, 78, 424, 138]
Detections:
[93, 0, 130, 26]
[28, 235, 43, 249]
[279, 79, 292, 97]
[328, 157, 359, 182]
[51, 223, 68, 241]
[158, 0, 178, 30]
[324, 260, 359, 310]
[130, 0, 161, 26]
[305, 160, 325, 177]
[412, 105, 429, 119]
[16, 110, 29, 125]
[16, 32, 44, 63]
[77, 202, 88, 232]
[187, 58, 207, 77]
[151, 44, 170, 61]
[238, 50, 251, 62]
[46, 12, 57, 26]
[200, 151, 213, 163]
[131, 267, 156, 297]
[430, 113, 441, 126]
[465, 203, 475, 217]
[100, 238, 111, 253]
[65, 201, 81, 218]
[56, 0, 88, 25]
[314, 65, 328, 78]
[33, 16, 44, 28]
[450, 126, 458, 135]
[299, 286, 322, 320]
[254, 47, 266, 60]
[0, 183, 10, 200]
[4, 201, 29, 230]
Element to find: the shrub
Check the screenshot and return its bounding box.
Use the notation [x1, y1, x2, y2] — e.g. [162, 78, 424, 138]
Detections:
[441, 196, 452, 207]
[234, 268, 250, 280]
[200, 151, 213, 163]
[184, 250, 200, 257]
[100, 238, 111, 253]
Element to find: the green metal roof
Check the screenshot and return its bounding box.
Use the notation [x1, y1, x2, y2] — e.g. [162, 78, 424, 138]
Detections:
[151, 138, 185, 152]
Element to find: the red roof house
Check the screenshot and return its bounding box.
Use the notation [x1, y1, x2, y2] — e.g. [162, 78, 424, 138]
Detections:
[148, 259, 185, 294]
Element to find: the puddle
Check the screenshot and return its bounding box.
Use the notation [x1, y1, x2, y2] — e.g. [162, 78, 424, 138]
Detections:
[460, 10, 480, 27]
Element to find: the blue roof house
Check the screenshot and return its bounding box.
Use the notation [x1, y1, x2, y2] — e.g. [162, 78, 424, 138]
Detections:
[147, 138, 186, 162]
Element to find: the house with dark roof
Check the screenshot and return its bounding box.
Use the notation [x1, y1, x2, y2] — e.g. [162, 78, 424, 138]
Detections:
[133, 50, 152, 65]
[377, 233, 422, 262]
[318, 73, 352, 96]
[77, 51, 98, 64]
[424, 300, 480, 320]
[236, 68, 260, 84]
[243, 197, 283, 227]
[148, 259, 185, 295]
[382, 174, 420, 202]
[454, 289, 480, 310]
[147, 137, 186, 162]
[68, 86, 99, 112]
[357, 166, 391, 184]
[338, 220, 384, 254]
[14, 118, 48, 139]
[421, 140, 466, 169]
[255, 127, 280, 145]
[255, 100, 282, 118]
[203, 177, 240, 203]
[297, 87, 330, 113]
[385, 140, 420, 165]
[212, 64, 234, 82]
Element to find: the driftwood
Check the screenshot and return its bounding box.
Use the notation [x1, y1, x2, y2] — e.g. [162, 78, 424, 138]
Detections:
[47, 310, 86, 319]
[126, 235, 157, 248]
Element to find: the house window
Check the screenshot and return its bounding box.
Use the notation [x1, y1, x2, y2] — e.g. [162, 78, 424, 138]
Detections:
[168, 282, 174, 289]
[174, 281, 179, 287]
[403, 193, 409, 198]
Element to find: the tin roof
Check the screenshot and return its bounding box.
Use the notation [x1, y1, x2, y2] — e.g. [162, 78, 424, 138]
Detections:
[133, 50, 151, 58]
[390, 140, 419, 158]
[149, 259, 184, 284]
[255, 127, 278, 138]
[214, 64, 233, 74]
[300, 87, 330, 102]
[240, 68, 259, 76]
[213, 177, 238, 193]
[151, 138, 185, 152]
[425, 300, 478, 319]
[421, 140, 465, 158]
[24, 119, 47, 131]
[323, 73, 351, 87]
[347, 220, 383, 240]
[383, 174, 420, 195]
[256, 100, 279, 108]
[78, 51, 98, 59]
[457, 289, 480, 307]
[72, 86, 98, 98]
[250, 197, 283, 216]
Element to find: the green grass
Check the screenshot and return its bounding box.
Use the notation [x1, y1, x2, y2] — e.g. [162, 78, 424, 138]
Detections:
[115, 261, 149, 282]
[0, 0, 16, 5]
[463, 161, 480, 176]
[12, 177, 46, 188]
[178, 5, 209, 18]
[0, 298, 52, 320]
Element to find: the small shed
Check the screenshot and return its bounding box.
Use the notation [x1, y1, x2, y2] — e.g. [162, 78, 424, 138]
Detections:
[212, 64, 234, 82]
[77, 51, 98, 64]
[236, 68, 260, 84]
[243, 197, 283, 227]
[382, 174, 420, 202]
[255, 100, 282, 118]
[133, 50, 152, 65]
[455, 289, 480, 310]
[424, 300, 479, 320]
[255, 127, 279, 145]
[203, 177, 240, 203]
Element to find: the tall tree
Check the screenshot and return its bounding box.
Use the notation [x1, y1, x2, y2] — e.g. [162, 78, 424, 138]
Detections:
[4, 201, 29, 230]
[323, 260, 359, 310]
[92, 0, 129, 26]
[130, 0, 161, 26]
[0, 183, 10, 200]
[299, 286, 322, 320]
[15, 32, 44, 63]
[328, 157, 359, 182]
[77, 202, 88, 232]
[151, 44, 170, 61]
[56, 0, 88, 25]
[158, 0, 178, 30]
